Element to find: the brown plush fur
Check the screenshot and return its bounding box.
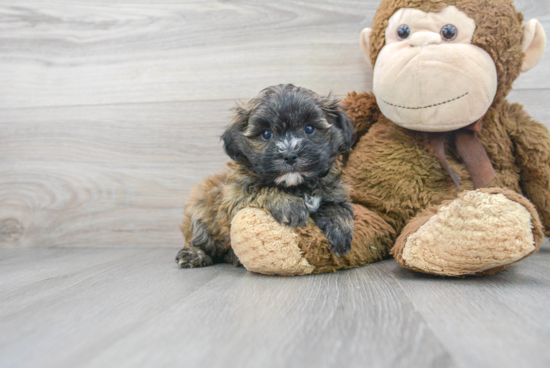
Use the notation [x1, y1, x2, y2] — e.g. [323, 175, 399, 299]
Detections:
[298, 203, 395, 274]
[295, 95, 549, 274]
[290, 0, 550, 274]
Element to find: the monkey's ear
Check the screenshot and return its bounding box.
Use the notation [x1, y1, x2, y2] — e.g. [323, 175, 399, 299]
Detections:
[360, 28, 373, 67]
[221, 106, 250, 162]
[521, 19, 546, 73]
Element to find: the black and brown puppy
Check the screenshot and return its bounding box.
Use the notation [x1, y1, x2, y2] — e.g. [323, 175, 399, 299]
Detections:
[176, 84, 355, 268]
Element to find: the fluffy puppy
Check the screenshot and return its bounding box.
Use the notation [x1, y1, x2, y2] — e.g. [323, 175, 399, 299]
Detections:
[176, 84, 355, 268]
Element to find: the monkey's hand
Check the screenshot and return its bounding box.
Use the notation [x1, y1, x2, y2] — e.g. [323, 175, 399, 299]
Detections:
[312, 202, 354, 257]
[266, 195, 309, 228]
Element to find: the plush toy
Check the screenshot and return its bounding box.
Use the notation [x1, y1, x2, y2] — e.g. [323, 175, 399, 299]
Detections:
[229, 0, 549, 276]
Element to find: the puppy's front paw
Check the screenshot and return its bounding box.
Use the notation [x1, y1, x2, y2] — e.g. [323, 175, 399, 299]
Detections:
[175, 247, 213, 268]
[268, 199, 309, 228]
[313, 204, 354, 256]
[324, 223, 353, 257]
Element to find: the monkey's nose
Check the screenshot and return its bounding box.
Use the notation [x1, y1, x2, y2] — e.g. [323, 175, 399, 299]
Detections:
[283, 152, 298, 165]
[409, 31, 441, 47]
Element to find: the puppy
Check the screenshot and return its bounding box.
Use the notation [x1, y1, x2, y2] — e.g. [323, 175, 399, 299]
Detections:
[176, 84, 355, 268]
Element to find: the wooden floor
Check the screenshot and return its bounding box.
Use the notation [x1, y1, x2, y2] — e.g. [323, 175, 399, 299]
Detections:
[1, 243, 550, 368]
[1, 1, 550, 367]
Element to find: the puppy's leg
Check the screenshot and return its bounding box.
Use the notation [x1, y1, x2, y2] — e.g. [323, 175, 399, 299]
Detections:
[176, 247, 213, 268]
[223, 248, 243, 267]
[177, 172, 232, 268]
[265, 194, 310, 228]
[176, 219, 220, 268]
[311, 202, 354, 256]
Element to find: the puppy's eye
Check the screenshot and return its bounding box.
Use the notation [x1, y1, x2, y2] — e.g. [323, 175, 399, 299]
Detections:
[397, 24, 410, 40]
[261, 129, 273, 140]
[304, 125, 315, 135]
[441, 24, 457, 41]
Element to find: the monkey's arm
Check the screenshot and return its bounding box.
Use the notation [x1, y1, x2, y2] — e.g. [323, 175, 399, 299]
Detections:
[341, 91, 381, 144]
[298, 202, 396, 273]
[504, 102, 550, 236]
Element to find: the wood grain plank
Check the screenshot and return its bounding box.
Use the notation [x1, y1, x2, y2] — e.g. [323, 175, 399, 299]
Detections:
[0, 248, 230, 368]
[382, 241, 550, 368]
[0, 100, 235, 248]
[0, 0, 376, 109]
[0, 1, 548, 109]
[508, 89, 550, 124]
[0, 248, 454, 368]
[1, 246, 549, 368]
[0, 248, 146, 292]
[86, 266, 453, 368]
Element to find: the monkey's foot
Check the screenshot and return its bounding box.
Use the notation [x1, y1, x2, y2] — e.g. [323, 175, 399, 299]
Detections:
[392, 188, 543, 276]
[230, 208, 315, 276]
[175, 247, 213, 268]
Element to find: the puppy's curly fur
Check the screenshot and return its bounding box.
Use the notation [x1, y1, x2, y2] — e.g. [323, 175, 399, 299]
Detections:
[176, 84, 355, 268]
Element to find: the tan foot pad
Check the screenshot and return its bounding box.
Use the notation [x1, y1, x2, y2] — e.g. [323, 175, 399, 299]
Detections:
[402, 191, 536, 276]
[230, 208, 315, 276]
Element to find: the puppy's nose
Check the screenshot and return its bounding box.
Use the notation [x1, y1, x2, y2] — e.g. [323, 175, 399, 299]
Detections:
[283, 152, 298, 165]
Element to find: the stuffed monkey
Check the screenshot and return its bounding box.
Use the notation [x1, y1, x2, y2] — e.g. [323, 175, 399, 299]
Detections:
[229, 0, 549, 276]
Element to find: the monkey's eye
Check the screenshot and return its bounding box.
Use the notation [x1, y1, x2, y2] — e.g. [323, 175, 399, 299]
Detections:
[397, 24, 411, 40]
[441, 24, 457, 41]
[261, 129, 273, 140]
[304, 125, 315, 135]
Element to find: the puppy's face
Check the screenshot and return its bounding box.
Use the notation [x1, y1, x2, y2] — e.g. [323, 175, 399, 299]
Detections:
[222, 84, 354, 187]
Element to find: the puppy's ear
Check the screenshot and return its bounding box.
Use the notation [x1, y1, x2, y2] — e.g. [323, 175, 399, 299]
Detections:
[221, 104, 251, 162]
[322, 98, 355, 152]
[333, 109, 354, 152]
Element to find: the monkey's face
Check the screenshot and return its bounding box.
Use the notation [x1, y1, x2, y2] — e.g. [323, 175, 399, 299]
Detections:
[222, 85, 353, 187]
[372, 6, 498, 132]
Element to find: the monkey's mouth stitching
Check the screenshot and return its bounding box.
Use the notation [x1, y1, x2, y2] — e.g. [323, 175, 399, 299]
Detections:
[381, 92, 469, 110]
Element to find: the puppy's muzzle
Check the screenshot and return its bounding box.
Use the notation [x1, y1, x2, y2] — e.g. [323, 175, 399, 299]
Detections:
[277, 137, 303, 167]
[283, 151, 298, 165]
